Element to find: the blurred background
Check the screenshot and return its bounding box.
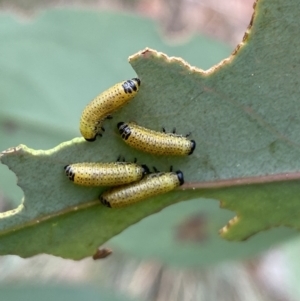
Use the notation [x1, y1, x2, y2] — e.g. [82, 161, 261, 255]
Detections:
[0, 0, 253, 46]
[1, 1, 300, 300]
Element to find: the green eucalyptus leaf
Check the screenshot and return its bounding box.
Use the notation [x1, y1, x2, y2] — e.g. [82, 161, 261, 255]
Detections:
[1, 0, 300, 266]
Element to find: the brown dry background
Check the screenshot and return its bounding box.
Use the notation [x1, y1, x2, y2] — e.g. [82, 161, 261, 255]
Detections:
[1, 1, 299, 301]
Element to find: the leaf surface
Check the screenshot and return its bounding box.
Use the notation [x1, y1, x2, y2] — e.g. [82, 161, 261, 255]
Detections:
[1, 1, 300, 264]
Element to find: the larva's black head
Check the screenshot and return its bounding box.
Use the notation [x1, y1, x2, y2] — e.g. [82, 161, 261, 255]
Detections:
[141, 164, 150, 176]
[132, 78, 141, 87]
[64, 165, 75, 181]
[117, 122, 124, 129]
[188, 140, 196, 155]
[99, 195, 111, 208]
[117, 122, 131, 140]
[175, 170, 184, 185]
[64, 165, 71, 176]
[123, 78, 140, 93]
[85, 136, 97, 142]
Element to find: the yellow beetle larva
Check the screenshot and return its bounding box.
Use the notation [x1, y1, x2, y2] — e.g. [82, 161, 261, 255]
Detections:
[80, 78, 140, 141]
[64, 161, 149, 186]
[117, 122, 196, 156]
[99, 170, 184, 208]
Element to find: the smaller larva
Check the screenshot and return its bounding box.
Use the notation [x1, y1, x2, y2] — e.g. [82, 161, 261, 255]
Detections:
[117, 122, 196, 156]
[99, 170, 184, 208]
[64, 161, 149, 187]
[80, 78, 141, 142]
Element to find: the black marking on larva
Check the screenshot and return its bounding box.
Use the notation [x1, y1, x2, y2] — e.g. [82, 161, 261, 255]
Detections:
[64, 165, 75, 181]
[85, 137, 97, 142]
[134, 78, 141, 86]
[141, 164, 150, 176]
[64, 165, 70, 175]
[122, 79, 139, 94]
[117, 122, 124, 129]
[118, 122, 131, 140]
[188, 140, 196, 155]
[176, 170, 184, 185]
[99, 196, 111, 208]
[132, 78, 140, 90]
